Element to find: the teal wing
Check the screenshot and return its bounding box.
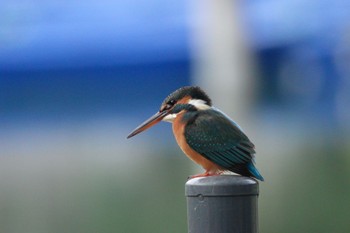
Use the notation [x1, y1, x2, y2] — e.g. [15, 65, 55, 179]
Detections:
[184, 109, 255, 172]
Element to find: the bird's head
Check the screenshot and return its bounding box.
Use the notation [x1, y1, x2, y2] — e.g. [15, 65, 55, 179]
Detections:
[127, 86, 212, 138]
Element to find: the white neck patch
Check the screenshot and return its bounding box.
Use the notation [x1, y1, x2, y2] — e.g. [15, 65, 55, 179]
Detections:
[188, 99, 211, 110]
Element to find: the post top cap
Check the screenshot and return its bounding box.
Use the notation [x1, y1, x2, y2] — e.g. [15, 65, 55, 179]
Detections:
[185, 175, 259, 197]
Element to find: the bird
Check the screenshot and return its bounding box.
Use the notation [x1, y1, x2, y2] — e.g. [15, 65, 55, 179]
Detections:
[127, 86, 264, 181]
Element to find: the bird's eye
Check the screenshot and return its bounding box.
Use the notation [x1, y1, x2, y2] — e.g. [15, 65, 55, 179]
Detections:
[161, 100, 176, 111]
[168, 100, 176, 105]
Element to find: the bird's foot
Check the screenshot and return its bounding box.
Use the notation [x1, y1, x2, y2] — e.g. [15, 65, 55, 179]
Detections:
[188, 171, 223, 180]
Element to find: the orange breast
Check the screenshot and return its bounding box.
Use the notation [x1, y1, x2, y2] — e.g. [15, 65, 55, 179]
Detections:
[172, 111, 222, 173]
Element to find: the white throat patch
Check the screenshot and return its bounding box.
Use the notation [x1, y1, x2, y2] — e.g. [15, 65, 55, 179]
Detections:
[162, 113, 177, 123]
[188, 99, 211, 110]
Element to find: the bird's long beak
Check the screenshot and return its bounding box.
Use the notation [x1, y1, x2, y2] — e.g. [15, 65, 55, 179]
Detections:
[127, 110, 168, 139]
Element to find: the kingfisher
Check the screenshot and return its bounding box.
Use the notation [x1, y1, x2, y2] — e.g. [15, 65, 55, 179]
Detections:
[127, 86, 264, 181]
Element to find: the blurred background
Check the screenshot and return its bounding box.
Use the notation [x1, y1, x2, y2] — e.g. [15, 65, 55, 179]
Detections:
[1, 0, 350, 233]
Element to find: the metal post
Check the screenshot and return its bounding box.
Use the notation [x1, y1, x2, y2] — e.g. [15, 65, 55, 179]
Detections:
[185, 175, 259, 233]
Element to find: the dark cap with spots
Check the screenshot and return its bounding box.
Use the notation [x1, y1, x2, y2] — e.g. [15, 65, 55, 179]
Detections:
[162, 86, 212, 107]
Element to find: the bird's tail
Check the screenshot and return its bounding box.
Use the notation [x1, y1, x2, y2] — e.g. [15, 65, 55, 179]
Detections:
[247, 162, 264, 181]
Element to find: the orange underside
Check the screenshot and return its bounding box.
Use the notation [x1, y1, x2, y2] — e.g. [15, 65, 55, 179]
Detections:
[172, 111, 222, 176]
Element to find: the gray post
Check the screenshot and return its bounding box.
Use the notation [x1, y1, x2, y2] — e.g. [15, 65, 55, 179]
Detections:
[185, 175, 259, 233]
